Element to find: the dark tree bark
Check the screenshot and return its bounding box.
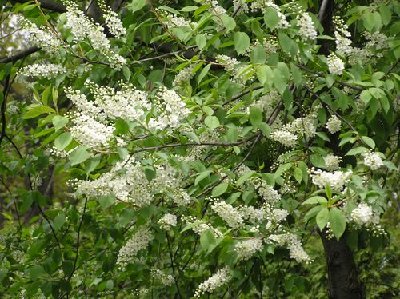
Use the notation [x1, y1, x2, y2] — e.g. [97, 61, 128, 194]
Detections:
[320, 231, 365, 299]
[317, 1, 365, 298]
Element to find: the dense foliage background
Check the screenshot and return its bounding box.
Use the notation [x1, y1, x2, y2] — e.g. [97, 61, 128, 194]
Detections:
[1, 0, 400, 298]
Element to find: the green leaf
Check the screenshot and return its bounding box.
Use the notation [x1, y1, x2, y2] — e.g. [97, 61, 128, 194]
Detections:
[52, 115, 68, 132]
[69, 146, 91, 166]
[361, 136, 375, 149]
[329, 208, 346, 239]
[195, 170, 212, 185]
[200, 230, 219, 253]
[256, 65, 273, 85]
[198, 64, 210, 83]
[264, 7, 279, 29]
[220, 14, 236, 32]
[251, 45, 266, 64]
[54, 132, 72, 150]
[234, 32, 250, 55]
[294, 167, 302, 183]
[205, 115, 220, 130]
[23, 105, 55, 119]
[195, 34, 207, 50]
[345, 146, 368, 156]
[278, 33, 298, 56]
[316, 207, 329, 230]
[211, 182, 228, 197]
[302, 196, 327, 205]
[249, 106, 262, 126]
[53, 213, 66, 231]
[127, 0, 146, 13]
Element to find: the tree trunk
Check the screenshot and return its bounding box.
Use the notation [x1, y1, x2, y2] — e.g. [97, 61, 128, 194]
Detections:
[320, 231, 365, 299]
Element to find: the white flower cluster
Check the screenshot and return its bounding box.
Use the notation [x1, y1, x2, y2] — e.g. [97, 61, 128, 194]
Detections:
[75, 158, 190, 207]
[250, 1, 289, 28]
[117, 227, 154, 266]
[239, 205, 264, 223]
[194, 267, 230, 297]
[74, 158, 155, 206]
[216, 54, 239, 72]
[18, 63, 66, 79]
[327, 53, 345, 75]
[269, 233, 311, 263]
[253, 179, 281, 203]
[64, 2, 125, 68]
[333, 16, 353, 56]
[333, 17, 389, 65]
[21, 19, 62, 53]
[159, 11, 191, 28]
[297, 13, 318, 41]
[362, 151, 384, 170]
[234, 238, 263, 261]
[66, 81, 189, 148]
[233, 0, 249, 14]
[325, 115, 342, 134]
[350, 203, 373, 226]
[310, 168, 352, 192]
[173, 65, 194, 88]
[65, 3, 109, 51]
[324, 154, 342, 171]
[158, 213, 177, 231]
[152, 269, 174, 286]
[149, 87, 190, 131]
[183, 216, 223, 238]
[103, 10, 126, 38]
[69, 113, 114, 148]
[270, 130, 298, 147]
[85, 80, 150, 121]
[202, 0, 227, 17]
[210, 200, 244, 229]
[270, 114, 317, 147]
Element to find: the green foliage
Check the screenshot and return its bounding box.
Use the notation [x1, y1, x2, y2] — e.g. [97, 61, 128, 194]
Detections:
[0, 0, 400, 298]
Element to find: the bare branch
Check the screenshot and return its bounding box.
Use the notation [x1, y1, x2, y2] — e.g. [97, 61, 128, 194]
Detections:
[0, 46, 40, 64]
[10, 0, 66, 13]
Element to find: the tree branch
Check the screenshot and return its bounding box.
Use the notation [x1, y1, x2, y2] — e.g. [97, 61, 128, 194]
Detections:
[10, 0, 66, 13]
[0, 46, 41, 64]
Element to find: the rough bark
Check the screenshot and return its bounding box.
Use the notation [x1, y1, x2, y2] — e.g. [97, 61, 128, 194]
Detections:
[320, 231, 365, 299]
[317, 1, 365, 298]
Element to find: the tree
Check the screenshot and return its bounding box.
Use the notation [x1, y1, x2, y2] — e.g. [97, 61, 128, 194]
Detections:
[0, 0, 399, 298]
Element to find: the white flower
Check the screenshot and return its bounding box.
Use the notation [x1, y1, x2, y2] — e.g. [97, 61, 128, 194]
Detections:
[250, 1, 289, 28]
[350, 203, 373, 225]
[173, 66, 194, 87]
[298, 13, 318, 40]
[103, 10, 126, 38]
[194, 267, 230, 297]
[272, 208, 289, 222]
[211, 201, 244, 229]
[117, 227, 154, 266]
[324, 154, 342, 171]
[216, 54, 239, 72]
[234, 238, 263, 261]
[362, 151, 384, 170]
[21, 19, 61, 53]
[269, 233, 310, 263]
[326, 115, 342, 134]
[158, 213, 177, 230]
[270, 130, 298, 147]
[233, 0, 249, 14]
[310, 168, 352, 192]
[183, 216, 223, 238]
[18, 63, 66, 79]
[327, 53, 345, 75]
[69, 113, 114, 149]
